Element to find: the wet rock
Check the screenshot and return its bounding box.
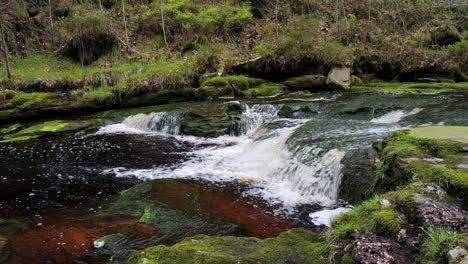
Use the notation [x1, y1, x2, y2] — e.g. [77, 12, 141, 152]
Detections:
[326, 67, 351, 90]
[180, 114, 236, 137]
[94, 233, 127, 256]
[283, 75, 327, 91]
[224, 103, 246, 116]
[0, 236, 10, 262]
[352, 233, 413, 264]
[278, 104, 318, 118]
[339, 147, 379, 203]
[447, 246, 467, 264]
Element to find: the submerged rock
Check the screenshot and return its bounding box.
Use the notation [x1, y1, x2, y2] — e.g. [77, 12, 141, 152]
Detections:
[0, 236, 10, 262]
[114, 229, 328, 264]
[0, 119, 100, 143]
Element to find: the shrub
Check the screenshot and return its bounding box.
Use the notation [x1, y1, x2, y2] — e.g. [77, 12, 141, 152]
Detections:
[57, 10, 116, 65]
[139, 0, 252, 50]
[275, 16, 354, 68]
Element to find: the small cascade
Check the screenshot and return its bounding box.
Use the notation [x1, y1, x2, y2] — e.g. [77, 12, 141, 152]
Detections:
[96, 112, 184, 135]
[370, 108, 422, 124]
[238, 104, 281, 135]
[122, 112, 184, 134]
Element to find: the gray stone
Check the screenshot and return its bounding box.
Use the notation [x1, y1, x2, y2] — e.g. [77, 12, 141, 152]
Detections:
[326, 67, 351, 90]
[447, 246, 467, 263]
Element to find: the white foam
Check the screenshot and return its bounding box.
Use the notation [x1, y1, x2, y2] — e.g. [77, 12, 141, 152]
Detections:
[309, 206, 353, 227]
[371, 108, 422, 124]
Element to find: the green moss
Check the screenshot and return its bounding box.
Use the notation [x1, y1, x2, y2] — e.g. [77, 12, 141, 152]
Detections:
[6, 92, 54, 111]
[242, 83, 284, 97]
[377, 129, 468, 201]
[124, 229, 328, 264]
[105, 180, 236, 242]
[0, 119, 98, 144]
[406, 162, 468, 201]
[283, 75, 327, 90]
[351, 81, 468, 94]
[329, 195, 403, 240]
[201, 75, 264, 92]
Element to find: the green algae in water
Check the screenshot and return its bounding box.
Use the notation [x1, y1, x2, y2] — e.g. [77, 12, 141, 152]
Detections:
[120, 228, 328, 264]
[409, 126, 468, 143]
[0, 119, 99, 143]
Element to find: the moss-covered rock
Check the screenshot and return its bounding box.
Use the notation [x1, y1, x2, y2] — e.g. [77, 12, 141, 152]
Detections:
[117, 228, 328, 264]
[242, 82, 285, 97]
[376, 127, 468, 202]
[283, 75, 327, 91]
[0, 119, 100, 143]
[339, 147, 380, 204]
[200, 75, 265, 98]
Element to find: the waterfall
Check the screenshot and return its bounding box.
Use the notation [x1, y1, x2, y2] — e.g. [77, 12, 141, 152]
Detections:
[122, 112, 184, 134]
[238, 104, 281, 135]
[370, 108, 422, 124]
[96, 112, 184, 135]
[99, 103, 350, 213]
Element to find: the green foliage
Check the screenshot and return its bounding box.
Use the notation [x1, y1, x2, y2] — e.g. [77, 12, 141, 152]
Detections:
[275, 16, 354, 68]
[57, 10, 115, 64]
[140, 0, 252, 50]
[7, 92, 54, 111]
[418, 226, 462, 264]
[329, 195, 403, 240]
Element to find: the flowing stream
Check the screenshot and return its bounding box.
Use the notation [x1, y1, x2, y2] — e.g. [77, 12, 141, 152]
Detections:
[1, 93, 467, 263]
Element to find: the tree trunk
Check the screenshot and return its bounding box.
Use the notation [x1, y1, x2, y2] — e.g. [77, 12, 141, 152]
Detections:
[160, 0, 167, 46]
[98, 0, 103, 10]
[121, 0, 130, 47]
[48, 0, 53, 26]
[0, 13, 11, 80]
[275, 0, 279, 47]
[368, 0, 371, 23]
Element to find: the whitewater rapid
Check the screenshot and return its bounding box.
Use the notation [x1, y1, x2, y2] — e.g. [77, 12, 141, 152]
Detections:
[96, 103, 417, 214]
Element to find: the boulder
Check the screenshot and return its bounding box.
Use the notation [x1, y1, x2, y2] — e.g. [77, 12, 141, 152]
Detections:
[326, 67, 351, 90]
[283, 75, 327, 91]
